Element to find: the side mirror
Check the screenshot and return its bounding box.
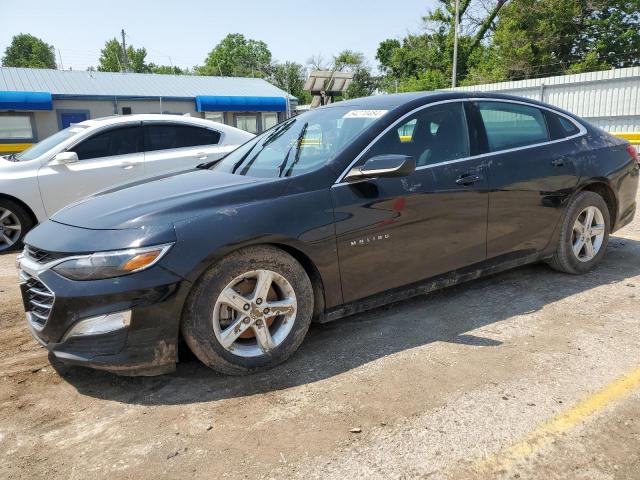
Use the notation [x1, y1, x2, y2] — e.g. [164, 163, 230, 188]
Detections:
[345, 154, 415, 181]
[51, 151, 79, 165]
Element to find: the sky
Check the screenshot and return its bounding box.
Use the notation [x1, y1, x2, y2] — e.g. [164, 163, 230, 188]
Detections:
[1, 0, 436, 72]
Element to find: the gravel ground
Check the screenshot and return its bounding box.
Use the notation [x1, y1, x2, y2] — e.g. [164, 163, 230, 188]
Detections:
[1, 190, 639, 479]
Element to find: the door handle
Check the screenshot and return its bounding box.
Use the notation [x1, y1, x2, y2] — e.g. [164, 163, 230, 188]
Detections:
[551, 158, 566, 167]
[194, 152, 208, 160]
[120, 161, 140, 170]
[455, 173, 482, 186]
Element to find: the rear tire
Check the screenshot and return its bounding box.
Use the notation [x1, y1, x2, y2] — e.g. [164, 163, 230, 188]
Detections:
[547, 191, 610, 274]
[0, 199, 33, 252]
[181, 245, 314, 375]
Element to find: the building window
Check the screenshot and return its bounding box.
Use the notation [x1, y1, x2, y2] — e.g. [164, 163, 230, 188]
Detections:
[0, 113, 35, 141]
[263, 112, 278, 131]
[204, 112, 225, 124]
[235, 114, 259, 134]
[57, 109, 90, 129]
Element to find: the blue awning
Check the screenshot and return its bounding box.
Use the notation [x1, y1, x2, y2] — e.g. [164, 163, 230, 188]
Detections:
[0, 91, 53, 110]
[195, 95, 287, 112]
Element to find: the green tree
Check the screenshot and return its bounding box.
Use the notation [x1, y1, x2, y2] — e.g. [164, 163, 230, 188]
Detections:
[148, 64, 186, 75]
[2, 33, 56, 69]
[572, 0, 640, 70]
[377, 0, 640, 90]
[375, 0, 511, 92]
[376, 39, 401, 75]
[332, 50, 378, 99]
[333, 50, 366, 71]
[97, 38, 150, 73]
[197, 33, 272, 77]
[468, 0, 640, 82]
[345, 67, 378, 99]
[270, 61, 310, 103]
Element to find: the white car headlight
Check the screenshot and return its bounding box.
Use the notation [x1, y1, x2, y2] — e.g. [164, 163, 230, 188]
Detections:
[52, 244, 173, 281]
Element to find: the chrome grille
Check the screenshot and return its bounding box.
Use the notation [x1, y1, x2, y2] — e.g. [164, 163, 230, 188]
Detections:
[24, 245, 67, 265]
[20, 270, 54, 328]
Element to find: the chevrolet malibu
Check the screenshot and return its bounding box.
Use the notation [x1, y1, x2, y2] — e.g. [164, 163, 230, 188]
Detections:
[0, 114, 253, 251]
[17, 92, 639, 376]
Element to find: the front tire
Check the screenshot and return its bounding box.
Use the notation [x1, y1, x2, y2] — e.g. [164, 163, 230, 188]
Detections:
[0, 200, 33, 252]
[181, 245, 314, 375]
[547, 191, 610, 274]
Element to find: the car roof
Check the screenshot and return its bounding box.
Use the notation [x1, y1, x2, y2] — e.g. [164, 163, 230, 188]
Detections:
[321, 91, 562, 112]
[77, 114, 227, 129]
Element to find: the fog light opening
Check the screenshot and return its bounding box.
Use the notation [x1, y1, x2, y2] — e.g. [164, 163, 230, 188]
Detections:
[62, 310, 132, 341]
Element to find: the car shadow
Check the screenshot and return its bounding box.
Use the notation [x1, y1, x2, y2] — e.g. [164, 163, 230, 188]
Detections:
[52, 236, 640, 406]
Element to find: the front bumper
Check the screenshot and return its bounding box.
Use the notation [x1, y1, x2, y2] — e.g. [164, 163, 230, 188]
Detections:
[18, 255, 191, 376]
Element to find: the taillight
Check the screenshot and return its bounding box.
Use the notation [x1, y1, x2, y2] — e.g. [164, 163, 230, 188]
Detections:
[626, 144, 639, 165]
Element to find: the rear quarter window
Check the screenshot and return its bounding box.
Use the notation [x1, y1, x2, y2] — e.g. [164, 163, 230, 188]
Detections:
[544, 111, 580, 140]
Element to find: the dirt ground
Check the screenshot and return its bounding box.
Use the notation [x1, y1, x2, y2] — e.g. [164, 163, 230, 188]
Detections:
[1, 191, 640, 480]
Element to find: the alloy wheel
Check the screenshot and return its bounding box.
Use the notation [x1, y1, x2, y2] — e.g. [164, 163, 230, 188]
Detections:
[571, 206, 605, 262]
[0, 207, 22, 251]
[212, 269, 297, 358]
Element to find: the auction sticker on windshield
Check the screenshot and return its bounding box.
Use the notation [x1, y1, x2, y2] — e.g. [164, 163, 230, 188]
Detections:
[343, 110, 388, 119]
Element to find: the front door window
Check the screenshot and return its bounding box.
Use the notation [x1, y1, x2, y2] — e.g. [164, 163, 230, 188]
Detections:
[362, 101, 469, 167]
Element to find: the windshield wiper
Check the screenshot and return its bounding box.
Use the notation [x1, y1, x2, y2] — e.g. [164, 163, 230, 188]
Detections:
[197, 153, 228, 170]
[281, 122, 309, 177]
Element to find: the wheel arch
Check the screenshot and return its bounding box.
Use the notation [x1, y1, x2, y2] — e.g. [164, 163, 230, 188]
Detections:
[576, 180, 618, 226]
[176, 239, 328, 366]
[267, 242, 327, 322]
[0, 193, 38, 227]
[179, 238, 328, 331]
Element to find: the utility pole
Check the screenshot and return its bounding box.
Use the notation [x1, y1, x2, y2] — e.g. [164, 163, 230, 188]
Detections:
[452, 0, 460, 88]
[57, 49, 64, 70]
[121, 29, 129, 72]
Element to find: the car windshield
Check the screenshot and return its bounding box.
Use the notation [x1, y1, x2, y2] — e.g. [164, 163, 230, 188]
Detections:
[14, 125, 88, 161]
[213, 106, 388, 178]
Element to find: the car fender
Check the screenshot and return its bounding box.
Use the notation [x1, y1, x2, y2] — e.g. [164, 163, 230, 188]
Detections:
[0, 158, 46, 221]
[163, 189, 343, 309]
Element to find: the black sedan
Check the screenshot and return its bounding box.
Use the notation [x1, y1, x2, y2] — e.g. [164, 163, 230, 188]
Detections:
[17, 92, 639, 376]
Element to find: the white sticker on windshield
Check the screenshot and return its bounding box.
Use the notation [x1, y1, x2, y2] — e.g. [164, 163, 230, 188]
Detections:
[343, 110, 388, 119]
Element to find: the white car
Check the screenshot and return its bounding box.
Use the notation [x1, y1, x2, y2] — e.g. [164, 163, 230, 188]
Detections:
[0, 114, 254, 251]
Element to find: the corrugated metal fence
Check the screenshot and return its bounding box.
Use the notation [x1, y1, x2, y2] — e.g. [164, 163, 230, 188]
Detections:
[450, 67, 640, 136]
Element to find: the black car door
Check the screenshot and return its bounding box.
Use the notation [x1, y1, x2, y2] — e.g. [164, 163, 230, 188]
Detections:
[331, 100, 490, 304]
[470, 100, 582, 259]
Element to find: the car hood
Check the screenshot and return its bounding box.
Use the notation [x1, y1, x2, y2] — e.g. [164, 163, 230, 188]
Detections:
[52, 169, 281, 230]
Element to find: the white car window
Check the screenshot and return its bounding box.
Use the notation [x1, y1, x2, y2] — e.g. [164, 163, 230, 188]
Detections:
[144, 125, 221, 151]
[70, 126, 142, 160]
[14, 125, 88, 161]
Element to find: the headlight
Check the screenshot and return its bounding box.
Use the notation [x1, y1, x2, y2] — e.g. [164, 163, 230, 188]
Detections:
[52, 244, 173, 281]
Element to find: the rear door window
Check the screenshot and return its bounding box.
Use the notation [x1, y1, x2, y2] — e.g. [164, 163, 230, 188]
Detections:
[71, 125, 142, 160]
[478, 102, 549, 152]
[144, 125, 221, 152]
